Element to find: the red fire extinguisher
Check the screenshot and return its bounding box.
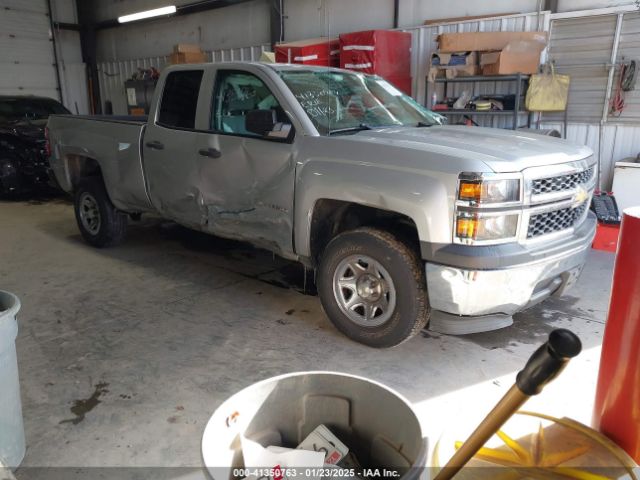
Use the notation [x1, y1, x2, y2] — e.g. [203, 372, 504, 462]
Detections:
[593, 206, 640, 462]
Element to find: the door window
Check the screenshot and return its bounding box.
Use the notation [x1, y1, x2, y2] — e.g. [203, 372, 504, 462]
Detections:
[157, 70, 203, 129]
[211, 70, 291, 139]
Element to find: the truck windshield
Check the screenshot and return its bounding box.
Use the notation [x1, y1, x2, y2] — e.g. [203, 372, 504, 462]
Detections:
[0, 98, 70, 123]
[279, 70, 443, 135]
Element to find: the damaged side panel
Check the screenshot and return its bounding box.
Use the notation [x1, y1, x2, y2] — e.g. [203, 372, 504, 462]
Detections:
[199, 136, 296, 257]
[143, 125, 297, 258]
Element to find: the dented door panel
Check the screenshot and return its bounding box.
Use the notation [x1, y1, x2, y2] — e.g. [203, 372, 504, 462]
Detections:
[195, 134, 296, 256]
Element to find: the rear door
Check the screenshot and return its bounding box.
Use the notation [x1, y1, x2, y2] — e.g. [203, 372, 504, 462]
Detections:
[143, 68, 209, 227]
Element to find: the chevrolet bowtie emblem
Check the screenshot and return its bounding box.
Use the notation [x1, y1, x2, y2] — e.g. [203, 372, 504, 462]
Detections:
[572, 185, 589, 207]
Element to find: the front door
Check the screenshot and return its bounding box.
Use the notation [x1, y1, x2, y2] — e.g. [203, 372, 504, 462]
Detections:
[194, 68, 297, 255]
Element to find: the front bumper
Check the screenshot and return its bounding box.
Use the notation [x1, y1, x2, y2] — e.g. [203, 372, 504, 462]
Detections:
[425, 213, 596, 333]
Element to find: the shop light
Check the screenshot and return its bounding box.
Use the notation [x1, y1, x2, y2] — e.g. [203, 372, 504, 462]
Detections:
[118, 6, 177, 23]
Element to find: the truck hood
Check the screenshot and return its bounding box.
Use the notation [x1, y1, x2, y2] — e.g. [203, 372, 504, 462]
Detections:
[346, 125, 592, 173]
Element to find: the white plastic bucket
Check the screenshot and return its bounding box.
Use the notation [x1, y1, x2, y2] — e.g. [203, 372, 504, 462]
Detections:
[0, 291, 25, 469]
[202, 371, 427, 480]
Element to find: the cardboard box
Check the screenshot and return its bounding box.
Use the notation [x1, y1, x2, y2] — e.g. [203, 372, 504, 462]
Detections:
[428, 51, 478, 82]
[260, 51, 276, 63]
[428, 65, 478, 82]
[438, 31, 547, 53]
[431, 51, 477, 67]
[170, 51, 206, 64]
[173, 43, 202, 54]
[480, 39, 545, 74]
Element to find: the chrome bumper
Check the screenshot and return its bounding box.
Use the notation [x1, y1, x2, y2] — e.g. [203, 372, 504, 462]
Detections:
[426, 215, 596, 319]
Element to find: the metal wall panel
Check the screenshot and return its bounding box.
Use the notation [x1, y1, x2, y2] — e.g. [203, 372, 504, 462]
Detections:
[542, 122, 640, 189]
[545, 14, 617, 123]
[612, 12, 640, 122]
[402, 11, 550, 128]
[98, 45, 270, 115]
[0, 0, 59, 98]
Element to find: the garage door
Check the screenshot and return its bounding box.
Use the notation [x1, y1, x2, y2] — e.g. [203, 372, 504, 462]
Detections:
[0, 0, 60, 99]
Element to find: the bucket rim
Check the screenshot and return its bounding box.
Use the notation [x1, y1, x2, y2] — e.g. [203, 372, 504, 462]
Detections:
[0, 290, 20, 319]
[202, 370, 425, 466]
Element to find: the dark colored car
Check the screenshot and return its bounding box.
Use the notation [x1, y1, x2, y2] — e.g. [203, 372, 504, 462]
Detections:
[0, 95, 70, 195]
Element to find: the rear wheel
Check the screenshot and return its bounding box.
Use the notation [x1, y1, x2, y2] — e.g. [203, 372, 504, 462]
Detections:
[74, 177, 127, 247]
[317, 227, 430, 348]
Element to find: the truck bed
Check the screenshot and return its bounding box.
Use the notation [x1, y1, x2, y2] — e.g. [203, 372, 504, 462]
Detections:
[47, 114, 153, 212]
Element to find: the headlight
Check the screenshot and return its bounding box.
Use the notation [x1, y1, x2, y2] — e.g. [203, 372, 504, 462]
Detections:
[458, 176, 521, 205]
[456, 213, 519, 243]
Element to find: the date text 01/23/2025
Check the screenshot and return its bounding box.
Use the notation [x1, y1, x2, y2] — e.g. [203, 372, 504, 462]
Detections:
[233, 468, 401, 478]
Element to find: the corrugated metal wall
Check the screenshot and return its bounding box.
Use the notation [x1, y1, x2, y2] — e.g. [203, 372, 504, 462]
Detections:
[545, 14, 617, 122]
[401, 11, 551, 128]
[541, 122, 640, 188]
[614, 11, 640, 122]
[542, 8, 640, 189]
[0, 0, 59, 99]
[97, 44, 270, 115]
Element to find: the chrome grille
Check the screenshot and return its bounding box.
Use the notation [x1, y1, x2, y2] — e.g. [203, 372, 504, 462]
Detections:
[527, 203, 588, 239]
[532, 167, 594, 195]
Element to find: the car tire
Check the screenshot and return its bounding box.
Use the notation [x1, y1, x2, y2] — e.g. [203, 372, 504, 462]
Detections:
[317, 227, 430, 348]
[74, 177, 127, 247]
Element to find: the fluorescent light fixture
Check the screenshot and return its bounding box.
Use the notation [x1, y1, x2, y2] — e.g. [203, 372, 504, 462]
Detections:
[118, 5, 177, 23]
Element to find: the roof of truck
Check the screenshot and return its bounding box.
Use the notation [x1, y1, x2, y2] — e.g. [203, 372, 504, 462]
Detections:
[165, 61, 360, 75]
[0, 95, 62, 101]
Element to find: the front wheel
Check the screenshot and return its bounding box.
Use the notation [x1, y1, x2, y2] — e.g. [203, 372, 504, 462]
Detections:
[317, 227, 430, 348]
[74, 177, 127, 247]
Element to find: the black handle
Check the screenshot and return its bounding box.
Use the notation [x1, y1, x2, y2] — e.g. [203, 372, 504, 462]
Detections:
[516, 329, 582, 396]
[198, 147, 222, 159]
[145, 140, 164, 150]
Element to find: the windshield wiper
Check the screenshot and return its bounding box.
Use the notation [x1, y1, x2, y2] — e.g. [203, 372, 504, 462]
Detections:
[328, 123, 374, 136]
[416, 121, 434, 127]
[329, 123, 405, 136]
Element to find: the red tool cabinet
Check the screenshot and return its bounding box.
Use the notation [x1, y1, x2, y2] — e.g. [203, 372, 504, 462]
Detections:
[275, 37, 340, 67]
[339, 30, 412, 94]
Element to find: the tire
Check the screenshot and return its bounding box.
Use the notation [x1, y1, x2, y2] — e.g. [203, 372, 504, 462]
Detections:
[74, 177, 127, 247]
[317, 227, 430, 348]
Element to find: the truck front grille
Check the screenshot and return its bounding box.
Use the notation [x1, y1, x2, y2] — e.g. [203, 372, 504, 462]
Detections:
[527, 202, 588, 239]
[532, 166, 594, 195]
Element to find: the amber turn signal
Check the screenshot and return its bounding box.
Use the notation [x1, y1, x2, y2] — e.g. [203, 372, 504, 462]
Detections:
[456, 216, 479, 239]
[459, 182, 483, 202]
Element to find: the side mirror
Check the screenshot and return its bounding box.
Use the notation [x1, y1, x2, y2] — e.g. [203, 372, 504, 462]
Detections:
[246, 109, 277, 136]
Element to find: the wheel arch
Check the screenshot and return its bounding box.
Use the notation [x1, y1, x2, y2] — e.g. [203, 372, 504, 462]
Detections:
[306, 199, 421, 266]
[61, 153, 103, 192]
[293, 159, 453, 264]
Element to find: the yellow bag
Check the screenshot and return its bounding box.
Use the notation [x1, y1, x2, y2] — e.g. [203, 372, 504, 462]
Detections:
[525, 65, 570, 112]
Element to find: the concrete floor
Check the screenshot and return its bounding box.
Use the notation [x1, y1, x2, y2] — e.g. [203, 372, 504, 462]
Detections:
[0, 196, 615, 478]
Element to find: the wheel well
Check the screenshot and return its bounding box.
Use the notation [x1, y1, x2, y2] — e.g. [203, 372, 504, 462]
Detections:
[308, 199, 420, 264]
[65, 155, 102, 191]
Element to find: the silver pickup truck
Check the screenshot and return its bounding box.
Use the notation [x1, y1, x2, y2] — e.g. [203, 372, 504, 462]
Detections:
[48, 62, 597, 348]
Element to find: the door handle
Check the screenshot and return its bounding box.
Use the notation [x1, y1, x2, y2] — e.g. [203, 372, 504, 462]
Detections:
[145, 140, 164, 150]
[198, 147, 222, 159]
